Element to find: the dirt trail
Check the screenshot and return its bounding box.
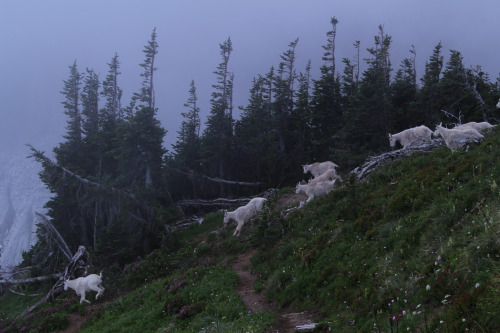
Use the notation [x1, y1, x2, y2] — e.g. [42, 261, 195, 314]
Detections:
[232, 250, 316, 333]
[57, 300, 109, 333]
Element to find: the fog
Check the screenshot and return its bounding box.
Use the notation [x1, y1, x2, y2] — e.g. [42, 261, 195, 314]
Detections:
[1, 0, 499, 153]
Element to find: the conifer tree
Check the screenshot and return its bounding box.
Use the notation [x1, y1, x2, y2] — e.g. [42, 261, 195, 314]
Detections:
[391, 49, 418, 130]
[273, 38, 298, 154]
[341, 25, 393, 164]
[80, 68, 101, 175]
[60, 61, 83, 146]
[200, 37, 234, 196]
[81, 68, 100, 140]
[101, 53, 122, 121]
[414, 42, 444, 125]
[173, 80, 201, 169]
[233, 76, 277, 185]
[135, 28, 158, 110]
[310, 18, 343, 161]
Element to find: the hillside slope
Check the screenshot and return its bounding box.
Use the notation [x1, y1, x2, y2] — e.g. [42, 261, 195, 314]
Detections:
[2, 129, 500, 332]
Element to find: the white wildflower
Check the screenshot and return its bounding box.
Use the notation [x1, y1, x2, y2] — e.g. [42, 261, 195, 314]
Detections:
[426, 285, 431, 291]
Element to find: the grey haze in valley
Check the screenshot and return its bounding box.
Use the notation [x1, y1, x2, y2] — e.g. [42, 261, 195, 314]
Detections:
[0, 0, 499, 267]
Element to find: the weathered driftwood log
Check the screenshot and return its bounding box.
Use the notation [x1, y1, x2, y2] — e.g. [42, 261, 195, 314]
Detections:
[352, 139, 443, 182]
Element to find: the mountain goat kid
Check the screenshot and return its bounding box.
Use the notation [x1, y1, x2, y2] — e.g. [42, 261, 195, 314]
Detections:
[388, 125, 433, 149]
[296, 179, 336, 203]
[64, 273, 105, 304]
[434, 124, 484, 151]
[223, 197, 267, 236]
[307, 168, 341, 186]
[303, 161, 338, 177]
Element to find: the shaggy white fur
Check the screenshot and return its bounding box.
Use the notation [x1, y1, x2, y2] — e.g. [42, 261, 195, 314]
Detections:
[64, 273, 105, 304]
[296, 179, 336, 203]
[388, 125, 433, 149]
[303, 161, 338, 177]
[434, 124, 484, 151]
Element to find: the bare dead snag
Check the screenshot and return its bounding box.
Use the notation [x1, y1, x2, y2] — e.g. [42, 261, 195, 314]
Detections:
[16, 246, 89, 318]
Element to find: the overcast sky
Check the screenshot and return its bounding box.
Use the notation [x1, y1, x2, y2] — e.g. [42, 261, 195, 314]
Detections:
[1, 0, 499, 154]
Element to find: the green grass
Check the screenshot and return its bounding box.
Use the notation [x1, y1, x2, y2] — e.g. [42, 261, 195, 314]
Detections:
[2, 131, 500, 332]
[250, 130, 500, 331]
[81, 266, 274, 333]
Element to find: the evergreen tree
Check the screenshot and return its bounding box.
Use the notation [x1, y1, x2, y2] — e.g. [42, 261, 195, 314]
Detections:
[169, 80, 202, 199]
[81, 69, 100, 140]
[101, 53, 122, 121]
[80, 68, 101, 176]
[390, 48, 418, 130]
[289, 60, 314, 169]
[172, 82, 201, 173]
[414, 42, 444, 125]
[310, 18, 343, 161]
[273, 38, 298, 154]
[233, 75, 277, 185]
[439, 50, 477, 123]
[60, 61, 83, 147]
[135, 28, 158, 110]
[341, 25, 393, 164]
[200, 37, 234, 196]
[99, 53, 123, 179]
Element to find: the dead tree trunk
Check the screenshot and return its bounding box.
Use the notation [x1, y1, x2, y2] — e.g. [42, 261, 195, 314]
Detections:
[16, 246, 89, 318]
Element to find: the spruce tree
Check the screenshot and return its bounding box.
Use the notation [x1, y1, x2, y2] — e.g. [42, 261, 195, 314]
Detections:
[200, 37, 234, 196]
[101, 53, 122, 121]
[310, 18, 343, 161]
[135, 28, 158, 110]
[414, 42, 444, 125]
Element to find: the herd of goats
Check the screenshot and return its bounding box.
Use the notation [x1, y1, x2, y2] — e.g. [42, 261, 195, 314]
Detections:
[63, 102, 500, 304]
[223, 115, 499, 238]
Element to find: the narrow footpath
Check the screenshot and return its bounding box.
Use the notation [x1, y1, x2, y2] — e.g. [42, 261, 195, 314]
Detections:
[231, 250, 316, 333]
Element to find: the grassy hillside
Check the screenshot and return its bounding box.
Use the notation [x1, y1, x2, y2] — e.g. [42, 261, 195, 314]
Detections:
[1, 129, 500, 332]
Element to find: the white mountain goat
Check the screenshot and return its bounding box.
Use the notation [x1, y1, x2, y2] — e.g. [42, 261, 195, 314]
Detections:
[453, 121, 495, 133]
[307, 168, 341, 186]
[247, 197, 267, 211]
[64, 273, 105, 304]
[433, 124, 484, 151]
[223, 197, 267, 236]
[496, 98, 500, 109]
[296, 179, 336, 203]
[303, 161, 338, 177]
[388, 125, 433, 149]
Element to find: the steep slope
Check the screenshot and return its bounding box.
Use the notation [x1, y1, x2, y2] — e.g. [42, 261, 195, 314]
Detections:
[2, 130, 500, 332]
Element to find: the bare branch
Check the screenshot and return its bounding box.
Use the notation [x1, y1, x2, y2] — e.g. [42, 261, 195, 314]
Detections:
[27, 144, 136, 199]
[0, 273, 62, 285]
[35, 213, 72, 261]
[8, 288, 42, 297]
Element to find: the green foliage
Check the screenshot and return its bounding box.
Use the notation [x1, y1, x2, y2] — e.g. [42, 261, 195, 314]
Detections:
[80, 266, 274, 333]
[251, 129, 500, 331]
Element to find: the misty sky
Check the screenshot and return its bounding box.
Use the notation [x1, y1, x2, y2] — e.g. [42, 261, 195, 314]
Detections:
[1, 0, 499, 155]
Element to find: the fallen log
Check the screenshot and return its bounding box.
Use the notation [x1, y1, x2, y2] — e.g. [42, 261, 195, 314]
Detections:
[177, 197, 252, 207]
[352, 139, 443, 182]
